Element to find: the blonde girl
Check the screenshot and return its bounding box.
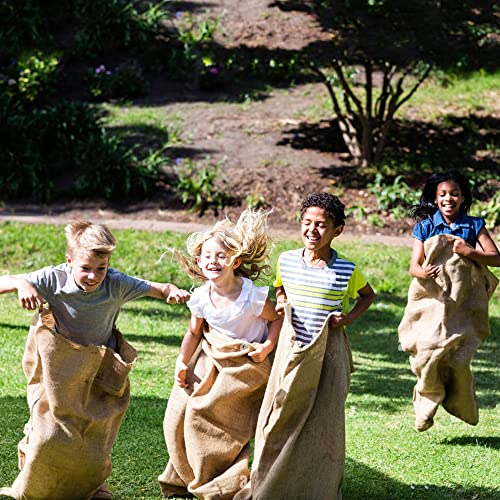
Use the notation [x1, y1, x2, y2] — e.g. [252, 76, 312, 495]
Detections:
[174, 209, 282, 387]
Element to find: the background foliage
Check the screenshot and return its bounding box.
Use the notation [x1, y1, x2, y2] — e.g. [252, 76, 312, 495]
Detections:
[0, 1, 498, 226]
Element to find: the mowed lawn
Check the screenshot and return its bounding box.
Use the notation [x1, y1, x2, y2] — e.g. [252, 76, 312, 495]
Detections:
[0, 222, 498, 499]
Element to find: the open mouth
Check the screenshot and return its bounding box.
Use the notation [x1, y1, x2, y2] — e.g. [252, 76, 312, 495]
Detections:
[305, 235, 320, 242]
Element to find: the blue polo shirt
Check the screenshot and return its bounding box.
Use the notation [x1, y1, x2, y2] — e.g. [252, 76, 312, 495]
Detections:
[413, 211, 485, 248]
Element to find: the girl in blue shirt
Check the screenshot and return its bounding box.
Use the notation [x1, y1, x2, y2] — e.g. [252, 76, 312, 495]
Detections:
[409, 170, 499, 278]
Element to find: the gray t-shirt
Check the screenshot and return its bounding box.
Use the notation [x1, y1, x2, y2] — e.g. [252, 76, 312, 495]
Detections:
[24, 264, 151, 347]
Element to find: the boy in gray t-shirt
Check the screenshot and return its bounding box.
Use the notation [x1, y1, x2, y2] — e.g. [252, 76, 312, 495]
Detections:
[0, 221, 189, 499]
[0, 220, 190, 346]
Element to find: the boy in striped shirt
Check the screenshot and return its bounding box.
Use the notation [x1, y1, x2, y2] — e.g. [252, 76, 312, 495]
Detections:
[275, 192, 375, 344]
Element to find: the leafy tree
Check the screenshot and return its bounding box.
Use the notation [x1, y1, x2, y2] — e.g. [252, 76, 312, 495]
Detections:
[296, 0, 499, 166]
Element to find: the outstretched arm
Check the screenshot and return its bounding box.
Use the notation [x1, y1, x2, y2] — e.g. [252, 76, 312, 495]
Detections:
[148, 281, 190, 304]
[453, 227, 500, 267]
[409, 238, 441, 279]
[0, 275, 45, 310]
[175, 315, 204, 388]
[249, 297, 283, 363]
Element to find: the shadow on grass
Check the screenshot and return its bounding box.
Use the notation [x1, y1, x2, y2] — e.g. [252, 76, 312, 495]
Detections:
[122, 304, 190, 320]
[0, 323, 28, 334]
[348, 365, 414, 412]
[0, 396, 30, 487]
[344, 457, 499, 500]
[2, 395, 498, 499]
[439, 436, 500, 449]
[123, 333, 182, 347]
[345, 304, 499, 412]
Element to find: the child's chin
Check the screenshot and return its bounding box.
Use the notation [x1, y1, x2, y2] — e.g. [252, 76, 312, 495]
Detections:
[82, 283, 99, 292]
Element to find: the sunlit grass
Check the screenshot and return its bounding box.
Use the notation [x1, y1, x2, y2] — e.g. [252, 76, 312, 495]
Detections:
[0, 222, 498, 498]
[403, 69, 500, 120]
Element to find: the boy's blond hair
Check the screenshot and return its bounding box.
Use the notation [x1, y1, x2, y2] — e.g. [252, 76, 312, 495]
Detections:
[175, 209, 271, 282]
[65, 221, 116, 258]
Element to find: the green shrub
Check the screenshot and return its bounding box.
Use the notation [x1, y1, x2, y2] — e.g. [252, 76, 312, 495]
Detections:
[368, 173, 420, 219]
[16, 52, 60, 102]
[472, 191, 500, 230]
[75, 0, 169, 55]
[0, 95, 162, 202]
[0, 0, 66, 56]
[175, 158, 232, 215]
[0, 97, 101, 201]
[166, 12, 220, 81]
[76, 132, 162, 199]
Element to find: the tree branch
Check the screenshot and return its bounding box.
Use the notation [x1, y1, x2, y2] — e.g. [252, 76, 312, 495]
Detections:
[331, 59, 365, 119]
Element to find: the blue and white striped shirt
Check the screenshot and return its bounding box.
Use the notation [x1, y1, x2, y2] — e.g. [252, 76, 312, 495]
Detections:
[274, 248, 366, 344]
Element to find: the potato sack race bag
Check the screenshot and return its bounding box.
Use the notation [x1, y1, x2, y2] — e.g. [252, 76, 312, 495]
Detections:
[235, 304, 353, 500]
[398, 234, 498, 431]
[0, 307, 137, 500]
[158, 326, 272, 500]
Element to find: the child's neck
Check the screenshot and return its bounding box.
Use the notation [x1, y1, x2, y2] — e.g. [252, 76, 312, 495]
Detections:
[441, 210, 460, 226]
[303, 247, 333, 268]
[209, 276, 243, 309]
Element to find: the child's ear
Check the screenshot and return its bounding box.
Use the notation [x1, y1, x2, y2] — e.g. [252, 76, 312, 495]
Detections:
[233, 257, 242, 269]
[196, 256, 201, 267]
[334, 225, 344, 238]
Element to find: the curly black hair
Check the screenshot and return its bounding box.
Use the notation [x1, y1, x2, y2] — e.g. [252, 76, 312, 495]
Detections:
[410, 170, 472, 222]
[300, 192, 346, 227]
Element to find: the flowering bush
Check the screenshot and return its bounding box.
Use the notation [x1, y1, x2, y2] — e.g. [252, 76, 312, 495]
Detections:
[87, 61, 148, 100]
[15, 52, 60, 102]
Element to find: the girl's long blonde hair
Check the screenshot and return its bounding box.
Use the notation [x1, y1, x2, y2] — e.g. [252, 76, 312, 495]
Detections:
[175, 209, 272, 282]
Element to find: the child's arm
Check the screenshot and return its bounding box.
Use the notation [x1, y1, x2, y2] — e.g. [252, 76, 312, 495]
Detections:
[409, 239, 441, 279]
[453, 227, 500, 267]
[175, 315, 204, 388]
[249, 297, 283, 363]
[148, 281, 190, 304]
[0, 275, 45, 310]
[330, 283, 376, 328]
[275, 285, 288, 315]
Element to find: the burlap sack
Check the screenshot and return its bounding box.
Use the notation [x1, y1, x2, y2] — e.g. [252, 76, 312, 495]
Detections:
[0, 307, 137, 500]
[398, 234, 498, 431]
[235, 303, 353, 500]
[158, 326, 272, 499]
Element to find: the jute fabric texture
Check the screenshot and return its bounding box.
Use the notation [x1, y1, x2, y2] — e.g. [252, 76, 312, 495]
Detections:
[235, 304, 352, 500]
[398, 234, 498, 430]
[0, 307, 136, 500]
[158, 326, 272, 499]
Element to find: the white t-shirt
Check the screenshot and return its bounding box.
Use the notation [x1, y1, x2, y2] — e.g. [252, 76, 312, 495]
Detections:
[187, 277, 269, 343]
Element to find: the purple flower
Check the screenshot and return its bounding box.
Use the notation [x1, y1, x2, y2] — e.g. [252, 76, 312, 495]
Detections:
[175, 158, 183, 165]
[175, 11, 183, 18]
[105, 71, 112, 75]
[95, 64, 106, 74]
[208, 66, 219, 75]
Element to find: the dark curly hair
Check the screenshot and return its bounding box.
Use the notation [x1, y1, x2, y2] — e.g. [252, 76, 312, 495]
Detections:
[300, 192, 346, 227]
[410, 170, 472, 222]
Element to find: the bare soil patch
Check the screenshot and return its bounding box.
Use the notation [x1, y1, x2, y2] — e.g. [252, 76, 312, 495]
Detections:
[0, 0, 444, 247]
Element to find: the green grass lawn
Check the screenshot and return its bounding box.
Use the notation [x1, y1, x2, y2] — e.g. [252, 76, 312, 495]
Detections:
[0, 222, 498, 499]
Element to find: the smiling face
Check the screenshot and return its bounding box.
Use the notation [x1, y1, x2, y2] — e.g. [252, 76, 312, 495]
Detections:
[197, 237, 240, 283]
[435, 180, 464, 224]
[301, 206, 343, 257]
[66, 252, 110, 292]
